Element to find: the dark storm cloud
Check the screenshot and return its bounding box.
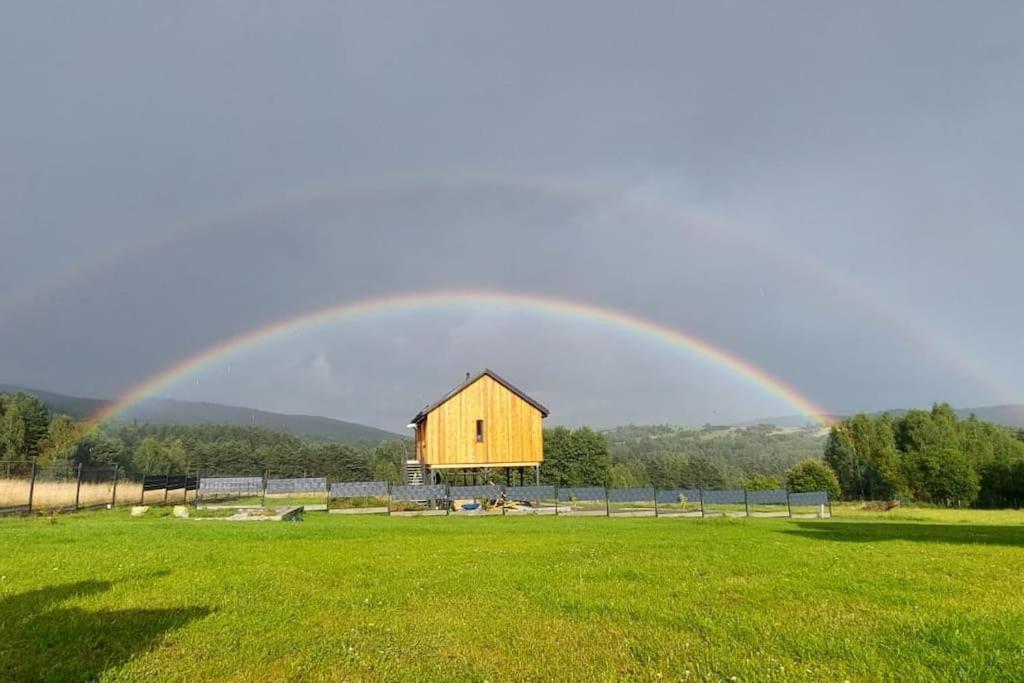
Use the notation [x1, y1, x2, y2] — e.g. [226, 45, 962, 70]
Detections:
[1, 2, 1022, 425]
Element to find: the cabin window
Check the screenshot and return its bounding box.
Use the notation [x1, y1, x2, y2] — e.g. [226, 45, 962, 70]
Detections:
[476, 419, 485, 442]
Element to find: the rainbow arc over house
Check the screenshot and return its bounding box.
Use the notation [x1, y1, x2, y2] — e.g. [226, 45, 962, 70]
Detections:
[90, 290, 834, 428]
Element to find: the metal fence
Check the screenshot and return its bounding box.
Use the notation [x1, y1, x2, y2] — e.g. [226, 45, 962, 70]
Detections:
[1, 460, 139, 514]
[2, 458, 833, 519]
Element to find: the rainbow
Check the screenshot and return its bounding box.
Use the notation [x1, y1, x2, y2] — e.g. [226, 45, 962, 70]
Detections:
[3, 176, 1011, 404]
[89, 289, 834, 428]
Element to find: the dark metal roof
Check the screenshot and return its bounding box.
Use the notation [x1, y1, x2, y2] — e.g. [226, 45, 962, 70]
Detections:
[410, 369, 550, 424]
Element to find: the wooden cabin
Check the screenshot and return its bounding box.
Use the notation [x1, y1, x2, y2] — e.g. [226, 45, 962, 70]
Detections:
[408, 369, 549, 482]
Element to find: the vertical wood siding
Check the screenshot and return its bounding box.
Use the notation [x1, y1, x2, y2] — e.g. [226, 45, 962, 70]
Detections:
[422, 374, 543, 467]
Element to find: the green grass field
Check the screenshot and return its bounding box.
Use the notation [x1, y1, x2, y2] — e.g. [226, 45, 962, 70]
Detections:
[2, 507, 1023, 681]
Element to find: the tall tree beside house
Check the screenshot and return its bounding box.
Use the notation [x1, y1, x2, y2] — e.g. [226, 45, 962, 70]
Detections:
[541, 426, 611, 487]
[823, 427, 864, 499]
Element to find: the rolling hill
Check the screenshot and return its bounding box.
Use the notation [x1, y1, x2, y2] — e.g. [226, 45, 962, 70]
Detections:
[738, 405, 1024, 429]
[0, 384, 405, 447]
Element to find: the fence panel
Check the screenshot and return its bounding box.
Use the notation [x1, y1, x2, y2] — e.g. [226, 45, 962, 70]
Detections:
[198, 476, 263, 502]
[746, 488, 790, 517]
[330, 481, 389, 498]
[328, 480, 389, 514]
[448, 485, 501, 500]
[655, 488, 702, 504]
[701, 488, 746, 516]
[265, 477, 327, 494]
[505, 485, 558, 514]
[0, 460, 34, 514]
[140, 473, 195, 505]
[558, 487, 605, 502]
[608, 487, 656, 516]
[389, 484, 447, 514]
[746, 489, 788, 505]
[788, 491, 829, 506]
[608, 487, 656, 503]
[506, 485, 556, 501]
[390, 484, 446, 501]
[557, 486, 606, 515]
[701, 489, 745, 505]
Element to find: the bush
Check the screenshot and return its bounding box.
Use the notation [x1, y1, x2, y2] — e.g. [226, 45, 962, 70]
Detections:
[785, 460, 841, 500]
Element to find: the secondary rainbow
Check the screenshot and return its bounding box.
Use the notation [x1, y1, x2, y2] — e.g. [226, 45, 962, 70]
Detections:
[3, 176, 1009, 403]
[89, 290, 833, 428]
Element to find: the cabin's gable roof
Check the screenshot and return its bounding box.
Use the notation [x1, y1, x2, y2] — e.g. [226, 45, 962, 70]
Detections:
[410, 369, 549, 424]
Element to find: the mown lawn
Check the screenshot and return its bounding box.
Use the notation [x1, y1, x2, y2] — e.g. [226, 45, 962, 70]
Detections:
[2, 508, 1023, 681]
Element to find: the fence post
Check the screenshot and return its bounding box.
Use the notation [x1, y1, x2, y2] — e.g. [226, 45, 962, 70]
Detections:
[698, 488, 705, 518]
[27, 457, 38, 513]
[786, 491, 793, 518]
[653, 488, 659, 517]
[387, 482, 392, 517]
[605, 487, 610, 517]
[827, 493, 833, 518]
[743, 489, 750, 517]
[111, 464, 119, 508]
[164, 472, 170, 504]
[262, 468, 268, 507]
[554, 486, 559, 516]
[74, 461, 83, 511]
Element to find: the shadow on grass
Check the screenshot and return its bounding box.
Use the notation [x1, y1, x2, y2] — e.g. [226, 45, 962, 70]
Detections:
[783, 521, 1024, 547]
[0, 578, 210, 682]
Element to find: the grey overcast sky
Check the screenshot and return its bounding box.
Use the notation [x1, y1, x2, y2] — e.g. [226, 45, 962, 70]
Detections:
[2, 2, 1022, 430]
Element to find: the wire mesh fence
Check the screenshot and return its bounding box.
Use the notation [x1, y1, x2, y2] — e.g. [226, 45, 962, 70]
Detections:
[1, 458, 834, 520]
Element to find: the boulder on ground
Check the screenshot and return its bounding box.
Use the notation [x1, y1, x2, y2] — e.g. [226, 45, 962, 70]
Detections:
[172, 505, 190, 519]
[130, 506, 150, 517]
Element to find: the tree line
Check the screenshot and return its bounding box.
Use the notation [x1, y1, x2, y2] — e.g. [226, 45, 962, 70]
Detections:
[0, 392, 407, 482]
[7, 390, 1022, 506]
[824, 403, 1024, 507]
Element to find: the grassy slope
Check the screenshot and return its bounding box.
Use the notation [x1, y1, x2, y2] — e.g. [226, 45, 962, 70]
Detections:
[2, 510, 1023, 681]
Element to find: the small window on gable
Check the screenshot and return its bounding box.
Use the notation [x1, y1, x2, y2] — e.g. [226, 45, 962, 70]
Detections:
[476, 419, 484, 443]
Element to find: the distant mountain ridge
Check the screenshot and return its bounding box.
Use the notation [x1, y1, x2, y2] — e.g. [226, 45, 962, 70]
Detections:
[0, 384, 405, 447]
[737, 405, 1024, 429]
